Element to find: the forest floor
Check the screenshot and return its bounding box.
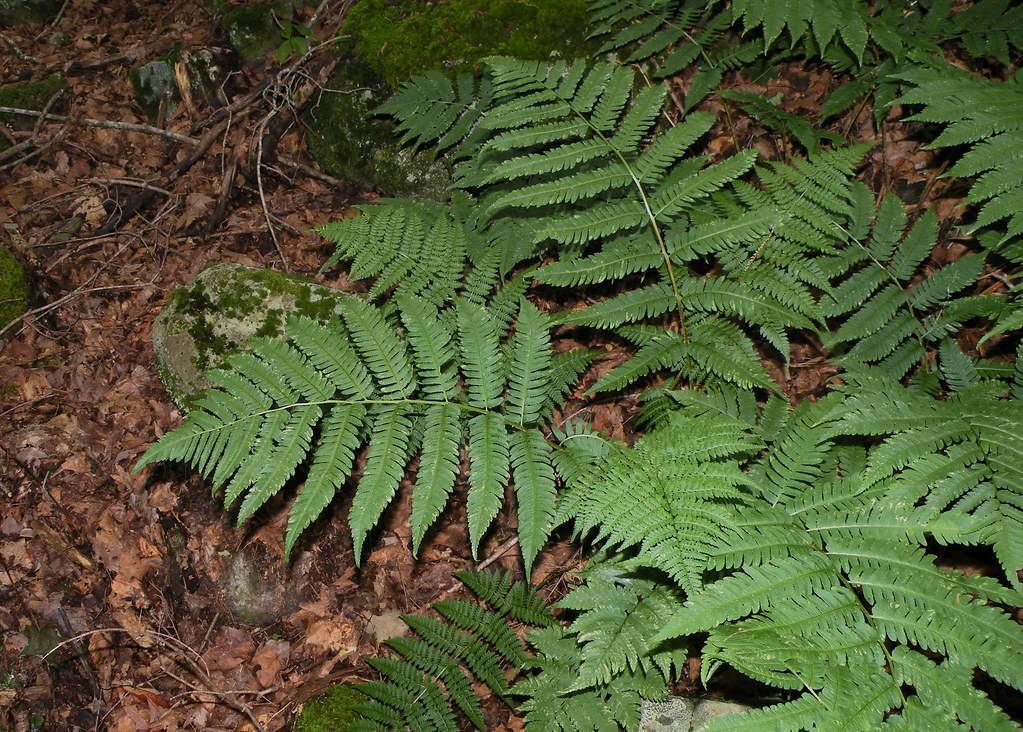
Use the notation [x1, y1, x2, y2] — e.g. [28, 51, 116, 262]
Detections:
[0, 1, 993, 730]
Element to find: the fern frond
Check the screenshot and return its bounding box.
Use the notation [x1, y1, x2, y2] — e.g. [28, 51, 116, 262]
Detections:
[510, 429, 557, 579]
[349, 405, 416, 559]
[507, 299, 552, 426]
[410, 404, 462, 554]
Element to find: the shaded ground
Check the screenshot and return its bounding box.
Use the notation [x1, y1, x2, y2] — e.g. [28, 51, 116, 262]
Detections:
[0, 1, 1003, 730]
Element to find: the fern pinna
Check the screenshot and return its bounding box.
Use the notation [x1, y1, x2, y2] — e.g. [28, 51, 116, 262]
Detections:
[135, 290, 601, 575]
[344, 570, 555, 731]
[819, 184, 996, 381]
[558, 373, 1023, 730]
[382, 58, 878, 394]
[512, 556, 685, 731]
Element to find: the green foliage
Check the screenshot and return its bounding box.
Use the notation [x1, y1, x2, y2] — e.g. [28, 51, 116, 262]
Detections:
[559, 380, 1023, 729]
[381, 59, 878, 395]
[819, 187, 996, 380]
[897, 66, 1023, 259]
[133, 9, 1023, 729]
[512, 564, 677, 730]
[341, 570, 555, 730]
[135, 294, 601, 576]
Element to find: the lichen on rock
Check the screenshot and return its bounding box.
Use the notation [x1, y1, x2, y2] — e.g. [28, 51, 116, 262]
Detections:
[151, 263, 350, 408]
[0, 245, 29, 332]
[129, 60, 180, 123]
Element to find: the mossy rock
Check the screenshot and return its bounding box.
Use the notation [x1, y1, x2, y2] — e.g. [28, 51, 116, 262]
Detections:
[0, 0, 62, 25]
[0, 75, 66, 149]
[294, 684, 361, 732]
[151, 263, 350, 408]
[220, 1, 294, 63]
[344, 0, 595, 89]
[304, 58, 451, 201]
[304, 0, 595, 200]
[0, 72, 66, 154]
[0, 245, 29, 332]
[129, 60, 179, 123]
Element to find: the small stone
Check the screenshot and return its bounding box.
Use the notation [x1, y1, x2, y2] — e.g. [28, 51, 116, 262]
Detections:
[46, 30, 69, 47]
[223, 545, 296, 625]
[151, 263, 351, 408]
[129, 60, 179, 123]
[220, 2, 285, 63]
[0, 245, 29, 332]
[639, 697, 695, 732]
[692, 699, 752, 729]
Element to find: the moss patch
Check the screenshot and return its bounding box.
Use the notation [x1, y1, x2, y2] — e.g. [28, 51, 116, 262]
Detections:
[0, 75, 66, 142]
[294, 684, 360, 732]
[151, 263, 351, 408]
[221, 2, 287, 63]
[304, 58, 451, 200]
[0, 0, 62, 25]
[304, 0, 593, 199]
[0, 246, 29, 331]
[344, 0, 596, 89]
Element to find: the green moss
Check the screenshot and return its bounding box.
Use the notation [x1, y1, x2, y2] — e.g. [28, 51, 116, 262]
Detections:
[294, 684, 361, 732]
[152, 264, 352, 408]
[344, 0, 596, 88]
[221, 2, 287, 63]
[0, 245, 29, 331]
[0, 0, 62, 25]
[0, 75, 66, 129]
[304, 58, 451, 200]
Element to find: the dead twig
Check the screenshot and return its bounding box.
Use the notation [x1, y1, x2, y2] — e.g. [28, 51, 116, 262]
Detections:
[1, 32, 41, 64]
[0, 106, 198, 145]
[97, 112, 242, 234]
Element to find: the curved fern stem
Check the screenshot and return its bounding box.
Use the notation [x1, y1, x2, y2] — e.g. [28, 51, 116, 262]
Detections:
[146, 397, 543, 444]
[529, 73, 689, 340]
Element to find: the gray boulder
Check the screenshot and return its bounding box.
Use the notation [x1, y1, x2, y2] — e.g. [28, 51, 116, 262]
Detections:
[152, 263, 349, 408]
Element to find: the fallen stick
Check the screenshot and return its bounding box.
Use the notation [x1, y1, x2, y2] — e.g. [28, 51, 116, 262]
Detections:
[0, 106, 198, 146]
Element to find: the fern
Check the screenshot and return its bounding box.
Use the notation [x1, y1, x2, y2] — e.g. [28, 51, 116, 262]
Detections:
[136, 296, 598, 575]
[897, 66, 1023, 258]
[510, 557, 676, 731]
[339, 570, 553, 731]
[818, 189, 994, 380]
[560, 380, 1023, 728]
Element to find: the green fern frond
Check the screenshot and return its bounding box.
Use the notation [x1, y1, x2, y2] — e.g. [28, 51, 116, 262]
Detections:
[898, 67, 1023, 246]
[137, 296, 590, 572]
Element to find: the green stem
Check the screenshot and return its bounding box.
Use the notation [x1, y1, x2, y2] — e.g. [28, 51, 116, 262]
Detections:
[534, 71, 689, 341]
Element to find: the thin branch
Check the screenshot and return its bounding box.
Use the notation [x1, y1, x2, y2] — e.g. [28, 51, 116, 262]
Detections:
[0, 106, 198, 145]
